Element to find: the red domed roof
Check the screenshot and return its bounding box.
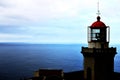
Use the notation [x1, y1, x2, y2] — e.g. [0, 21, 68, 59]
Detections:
[90, 16, 106, 28]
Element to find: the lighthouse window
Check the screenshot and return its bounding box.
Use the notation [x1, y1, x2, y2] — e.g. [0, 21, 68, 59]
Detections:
[91, 29, 100, 41]
[92, 29, 100, 33]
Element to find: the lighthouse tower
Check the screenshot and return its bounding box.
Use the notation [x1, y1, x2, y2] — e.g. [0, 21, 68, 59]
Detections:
[81, 15, 117, 80]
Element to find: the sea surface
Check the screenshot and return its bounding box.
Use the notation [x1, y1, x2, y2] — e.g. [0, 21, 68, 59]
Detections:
[0, 43, 119, 80]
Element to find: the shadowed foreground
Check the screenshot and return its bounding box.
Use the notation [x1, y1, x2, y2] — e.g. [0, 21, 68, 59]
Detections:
[24, 69, 120, 80]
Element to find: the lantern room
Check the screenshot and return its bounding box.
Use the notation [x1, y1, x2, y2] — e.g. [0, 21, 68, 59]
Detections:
[88, 16, 110, 48]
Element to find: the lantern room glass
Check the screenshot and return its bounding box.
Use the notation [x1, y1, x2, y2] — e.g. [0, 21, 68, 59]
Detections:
[88, 26, 110, 42]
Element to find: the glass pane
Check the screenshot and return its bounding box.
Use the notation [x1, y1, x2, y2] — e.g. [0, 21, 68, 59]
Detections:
[92, 37, 97, 40]
[96, 29, 100, 33]
[92, 29, 100, 33]
[92, 34, 96, 37]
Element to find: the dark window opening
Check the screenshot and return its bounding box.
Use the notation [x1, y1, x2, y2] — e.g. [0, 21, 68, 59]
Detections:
[87, 68, 92, 80]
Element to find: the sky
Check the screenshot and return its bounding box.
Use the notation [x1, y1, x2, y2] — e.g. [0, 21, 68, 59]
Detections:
[0, 0, 120, 44]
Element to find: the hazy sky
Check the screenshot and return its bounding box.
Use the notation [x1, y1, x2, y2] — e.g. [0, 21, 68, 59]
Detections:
[0, 0, 120, 44]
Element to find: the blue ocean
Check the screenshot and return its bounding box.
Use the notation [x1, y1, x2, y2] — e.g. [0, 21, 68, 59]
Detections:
[0, 43, 119, 80]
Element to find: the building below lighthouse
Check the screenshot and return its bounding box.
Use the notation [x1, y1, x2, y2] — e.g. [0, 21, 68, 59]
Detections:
[81, 16, 117, 80]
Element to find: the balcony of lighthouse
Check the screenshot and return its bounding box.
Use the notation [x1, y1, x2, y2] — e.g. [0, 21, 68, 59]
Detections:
[81, 47, 116, 57]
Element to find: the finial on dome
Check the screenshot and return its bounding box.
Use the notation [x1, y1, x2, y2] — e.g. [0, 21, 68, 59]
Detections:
[96, 0, 100, 16]
[96, 0, 101, 21]
[97, 16, 100, 21]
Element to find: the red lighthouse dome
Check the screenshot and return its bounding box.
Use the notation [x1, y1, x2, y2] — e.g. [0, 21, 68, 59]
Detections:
[91, 16, 106, 28]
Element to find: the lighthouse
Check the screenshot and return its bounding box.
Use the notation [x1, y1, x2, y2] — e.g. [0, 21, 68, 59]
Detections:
[81, 15, 117, 80]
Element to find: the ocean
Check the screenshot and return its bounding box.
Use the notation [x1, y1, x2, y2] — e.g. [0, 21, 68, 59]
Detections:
[0, 43, 119, 80]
